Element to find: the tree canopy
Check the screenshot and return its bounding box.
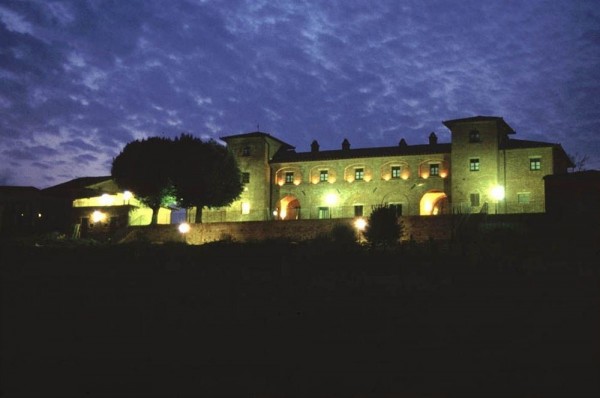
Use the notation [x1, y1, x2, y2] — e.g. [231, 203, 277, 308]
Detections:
[111, 134, 243, 224]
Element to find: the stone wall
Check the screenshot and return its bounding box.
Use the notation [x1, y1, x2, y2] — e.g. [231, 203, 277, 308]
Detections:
[121, 215, 464, 245]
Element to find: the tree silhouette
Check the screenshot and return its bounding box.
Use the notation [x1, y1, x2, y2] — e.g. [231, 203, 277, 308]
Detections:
[171, 134, 243, 223]
[111, 137, 176, 225]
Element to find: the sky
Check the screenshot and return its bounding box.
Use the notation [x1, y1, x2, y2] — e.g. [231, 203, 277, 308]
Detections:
[1, 0, 599, 188]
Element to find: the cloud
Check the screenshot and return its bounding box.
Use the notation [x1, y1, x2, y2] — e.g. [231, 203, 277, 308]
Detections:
[0, 0, 599, 187]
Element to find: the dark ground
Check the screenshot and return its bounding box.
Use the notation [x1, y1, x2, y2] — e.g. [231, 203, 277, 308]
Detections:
[1, 230, 599, 397]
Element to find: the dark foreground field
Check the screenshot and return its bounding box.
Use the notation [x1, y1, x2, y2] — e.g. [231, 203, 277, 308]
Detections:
[1, 233, 599, 397]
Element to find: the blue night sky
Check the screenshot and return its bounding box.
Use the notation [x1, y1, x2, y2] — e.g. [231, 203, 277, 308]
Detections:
[1, 0, 599, 188]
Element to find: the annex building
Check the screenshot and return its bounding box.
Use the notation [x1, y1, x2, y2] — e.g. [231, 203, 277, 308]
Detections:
[198, 116, 573, 223]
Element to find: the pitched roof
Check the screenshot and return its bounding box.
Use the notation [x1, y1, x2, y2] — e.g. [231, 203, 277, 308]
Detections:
[272, 143, 451, 163]
[220, 131, 295, 149]
[42, 176, 114, 199]
[500, 138, 560, 149]
[443, 115, 516, 134]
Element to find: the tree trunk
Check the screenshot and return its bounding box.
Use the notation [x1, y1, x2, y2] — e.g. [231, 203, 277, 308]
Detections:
[194, 206, 203, 223]
[150, 206, 160, 225]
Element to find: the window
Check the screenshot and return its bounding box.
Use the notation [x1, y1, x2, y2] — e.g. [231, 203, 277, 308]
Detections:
[355, 168, 364, 180]
[388, 204, 402, 216]
[391, 166, 401, 179]
[530, 158, 541, 171]
[429, 164, 439, 176]
[517, 193, 530, 204]
[285, 172, 294, 184]
[470, 193, 480, 207]
[354, 205, 363, 217]
[242, 146, 250, 156]
[469, 130, 481, 143]
[469, 158, 480, 172]
[320, 170, 328, 182]
[241, 172, 250, 184]
[318, 207, 330, 219]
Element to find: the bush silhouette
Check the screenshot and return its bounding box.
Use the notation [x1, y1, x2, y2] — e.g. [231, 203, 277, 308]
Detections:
[364, 205, 402, 247]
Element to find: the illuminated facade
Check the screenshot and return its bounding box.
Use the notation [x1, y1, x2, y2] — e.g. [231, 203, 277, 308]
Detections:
[202, 116, 572, 222]
[43, 176, 172, 237]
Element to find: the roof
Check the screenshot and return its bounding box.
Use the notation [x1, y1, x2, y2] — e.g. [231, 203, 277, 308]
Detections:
[443, 115, 516, 134]
[220, 131, 295, 149]
[272, 143, 451, 163]
[500, 138, 560, 150]
[42, 176, 114, 199]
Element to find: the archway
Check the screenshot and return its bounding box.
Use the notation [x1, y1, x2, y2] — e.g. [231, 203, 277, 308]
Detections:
[420, 191, 448, 216]
[275, 195, 301, 220]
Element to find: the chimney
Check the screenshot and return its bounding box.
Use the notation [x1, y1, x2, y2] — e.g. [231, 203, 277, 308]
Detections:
[428, 132, 438, 145]
[399, 138, 407, 147]
[342, 138, 350, 150]
[311, 140, 320, 152]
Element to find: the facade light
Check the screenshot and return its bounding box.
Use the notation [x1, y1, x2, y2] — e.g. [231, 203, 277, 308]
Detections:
[91, 210, 106, 223]
[325, 193, 338, 206]
[491, 185, 505, 201]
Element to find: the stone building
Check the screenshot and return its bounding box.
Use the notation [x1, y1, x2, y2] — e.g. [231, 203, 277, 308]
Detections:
[201, 116, 572, 222]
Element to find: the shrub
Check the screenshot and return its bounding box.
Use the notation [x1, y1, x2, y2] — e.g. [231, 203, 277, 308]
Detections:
[364, 204, 403, 248]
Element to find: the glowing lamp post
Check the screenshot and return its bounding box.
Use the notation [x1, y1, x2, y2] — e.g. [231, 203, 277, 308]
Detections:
[354, 217, 367, 243]
[178, 222, 190, 243]
[490, 185, 505, 214]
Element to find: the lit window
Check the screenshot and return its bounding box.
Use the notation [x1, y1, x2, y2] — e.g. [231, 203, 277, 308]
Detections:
[470, 193, 480, 207]
[530, 158, 541, 171]
[354, 205, 363, 217]
[320, 170, 328, 182]
[318, 207, 330, 219]
[517, 193, 530, 204]
[285, 172, 294, 184]
[470, 158, 480, 172]
[469, 130, 481, 143]
[241, 172, 250, 184]
[242, 146, 250, 156]
[355, 168, 364, 180]
[429, 164, 439, 176]
[391, 166, 401, 179]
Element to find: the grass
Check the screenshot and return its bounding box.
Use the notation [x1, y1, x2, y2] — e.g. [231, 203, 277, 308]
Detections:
[1, 228, 599, 397]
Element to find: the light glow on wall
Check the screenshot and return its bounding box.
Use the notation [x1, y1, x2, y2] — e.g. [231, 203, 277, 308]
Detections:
[491, 185, 505, 201]
[325, 193, 338, 206]
[123, 191, 133, 201]
[241, 202, 250, 215]
[91, 210, 106, 223]
[100, 193, 114, 206]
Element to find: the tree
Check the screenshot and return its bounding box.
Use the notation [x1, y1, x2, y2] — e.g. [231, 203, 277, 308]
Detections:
[171, 134, 243, 223]
[112, 134, 244, 225]
[568, 152, 589, 172]
[364, 204, 403, 248]
[111, 137, 176, 225]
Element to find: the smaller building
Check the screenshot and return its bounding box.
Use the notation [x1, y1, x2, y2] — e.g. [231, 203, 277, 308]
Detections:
[0, 186, 44, 236]
[43, 176, 172, 238]
[544, 170, 600, 218]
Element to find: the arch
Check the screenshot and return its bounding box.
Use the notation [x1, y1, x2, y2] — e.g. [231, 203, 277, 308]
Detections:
[275, 195, 302, 220]
[420, 191, 448, 216]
